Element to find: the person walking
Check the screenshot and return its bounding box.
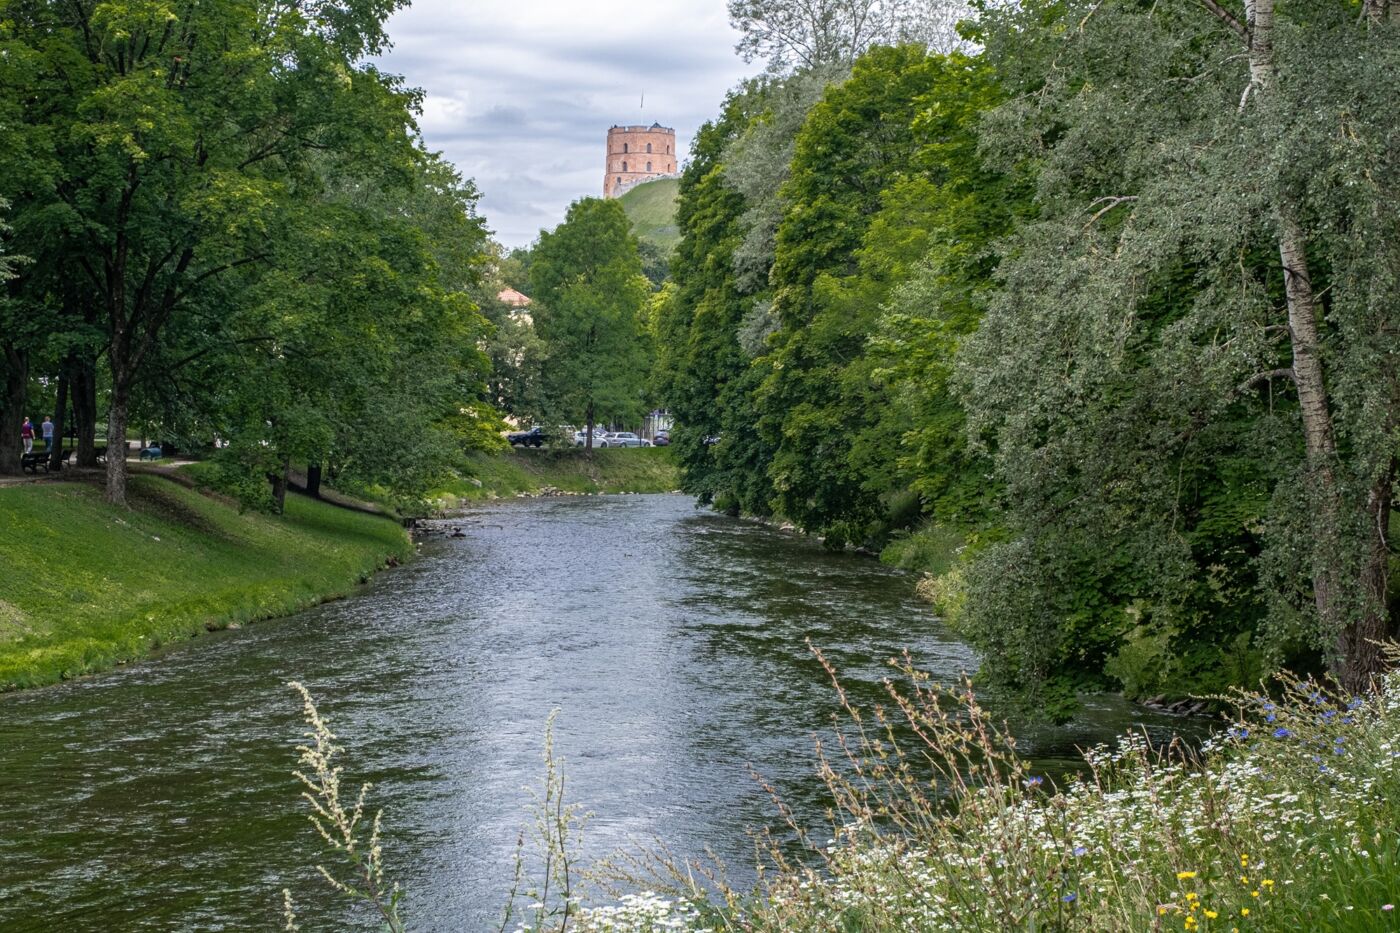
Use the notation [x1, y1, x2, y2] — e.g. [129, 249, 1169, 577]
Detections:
[41, 416, 54, 451]
[20, 417, 34, 454]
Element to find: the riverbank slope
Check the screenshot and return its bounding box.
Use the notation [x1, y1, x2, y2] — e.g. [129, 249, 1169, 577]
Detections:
[435, 447, 679, 503]
[0, 476, 411, 691]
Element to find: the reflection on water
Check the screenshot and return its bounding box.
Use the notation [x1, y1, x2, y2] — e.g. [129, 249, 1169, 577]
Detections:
[0, 495, 1206, 930]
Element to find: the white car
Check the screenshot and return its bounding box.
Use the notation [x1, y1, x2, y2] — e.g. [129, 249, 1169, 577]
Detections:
[573, 429, 611, 448]
[605, 432, 650, 448]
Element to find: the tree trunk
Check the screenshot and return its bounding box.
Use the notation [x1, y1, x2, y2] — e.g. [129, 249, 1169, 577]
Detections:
[271, 457, 290, 513]
[73, 358, 98, 468]
[49, 367, 70, 471]
[585, 403, 595, 452]
[1276, 210, 1349, 643]
[105, 376, 130, 506]
[1338, 460, 1397, 692]
[0, 345, 28, 476]
[306, 461, 323, 498]
[1238, 0, 1390, 689]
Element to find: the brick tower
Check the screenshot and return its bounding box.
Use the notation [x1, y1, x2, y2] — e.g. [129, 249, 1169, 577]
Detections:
[604, 123, 677, 198]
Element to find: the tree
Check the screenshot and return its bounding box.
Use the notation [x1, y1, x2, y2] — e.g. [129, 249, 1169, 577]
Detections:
[163, 151, 494, 512]
[1, 0, 419, 504]
[728, 0, 970, 72]
[956, 0, 1399, 712]
[656, 85, 779, 514]
[529, 199, 650, 449]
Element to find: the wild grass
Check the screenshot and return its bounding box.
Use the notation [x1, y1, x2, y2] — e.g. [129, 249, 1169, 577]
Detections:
[434, 448, 680, 504]
[287, 644, 1400, 931]
[0, 477, 411, 690]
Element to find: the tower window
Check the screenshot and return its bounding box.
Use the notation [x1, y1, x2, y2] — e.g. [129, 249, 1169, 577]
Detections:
[622, 162, 628, 172]
[623, 143, 628, 153]
[646, 143, 652, 153]
[666, 145, 671, 154]
[646, 161, 652, 172]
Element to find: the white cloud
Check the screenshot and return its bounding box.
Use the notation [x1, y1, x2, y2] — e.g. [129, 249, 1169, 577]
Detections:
[375, 0, 752, 247]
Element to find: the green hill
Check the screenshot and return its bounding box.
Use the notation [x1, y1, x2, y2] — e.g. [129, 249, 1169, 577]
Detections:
[619, 177, 681, 252]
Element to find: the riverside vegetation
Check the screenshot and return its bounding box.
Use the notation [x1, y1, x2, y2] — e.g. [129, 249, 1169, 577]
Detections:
[288, 647, 1400, 931]
[647, 0, 1400, 719]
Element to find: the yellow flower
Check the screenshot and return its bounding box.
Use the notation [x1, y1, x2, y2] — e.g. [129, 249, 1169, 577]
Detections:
[1240, 854, 1249, 867]
[1261, 879, 1275, 890]
[1186, 892, 1199, 902]
[1241, 908, 1250, 917]
[1205, 910, 1219, 920]
[1178, 871, 1199, 880]
[1251, 891, 1260, 898]
[1185, 918, 1198, 930]
[1159, 906, 1169, 916]
[1239, 875, 1249, 884]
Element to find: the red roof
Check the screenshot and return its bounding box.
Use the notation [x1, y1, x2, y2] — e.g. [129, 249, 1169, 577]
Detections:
[498, 288, 532, 307]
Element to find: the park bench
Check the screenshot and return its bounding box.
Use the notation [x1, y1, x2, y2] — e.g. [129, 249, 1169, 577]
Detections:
[21, 448, 72, 474]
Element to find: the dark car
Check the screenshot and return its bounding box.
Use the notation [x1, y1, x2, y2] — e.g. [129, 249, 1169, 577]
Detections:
[507, 426, 545, 448]
[652, 430, 670, 447]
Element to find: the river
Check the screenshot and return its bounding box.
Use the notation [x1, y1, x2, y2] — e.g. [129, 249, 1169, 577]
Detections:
[0, 495, 1200, 931]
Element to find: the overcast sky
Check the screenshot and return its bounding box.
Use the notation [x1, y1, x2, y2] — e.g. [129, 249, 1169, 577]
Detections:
[374, 0, 754, 248]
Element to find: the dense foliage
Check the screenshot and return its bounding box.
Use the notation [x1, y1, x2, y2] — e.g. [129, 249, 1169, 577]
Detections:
[528, 198, 652, 446]
[0, 0, 496, 508]
[658, 1, 1399, 714]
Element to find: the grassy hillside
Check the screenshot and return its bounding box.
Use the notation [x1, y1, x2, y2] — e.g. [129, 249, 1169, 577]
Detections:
[434, 447, 679, 503]
[619, 177, 681, 252]
[0, 477, 411, 691]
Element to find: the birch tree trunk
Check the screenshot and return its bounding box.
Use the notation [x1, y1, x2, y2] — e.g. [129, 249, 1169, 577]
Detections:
[1239, 0, 1392, 690]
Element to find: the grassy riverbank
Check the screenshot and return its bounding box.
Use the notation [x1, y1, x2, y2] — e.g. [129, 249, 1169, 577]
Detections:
[433, 447, 679, 503]
[0, 477, 411, 691]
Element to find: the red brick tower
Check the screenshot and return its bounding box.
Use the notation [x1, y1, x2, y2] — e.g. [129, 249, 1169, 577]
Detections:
[604, 124, 677, 198]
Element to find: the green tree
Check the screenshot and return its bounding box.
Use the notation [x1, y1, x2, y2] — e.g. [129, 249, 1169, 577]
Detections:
[529, 199, 651, 448]
[956, 0, 1399, 713]
[657, 86, 779, 514]
[1, 0, 419, 504]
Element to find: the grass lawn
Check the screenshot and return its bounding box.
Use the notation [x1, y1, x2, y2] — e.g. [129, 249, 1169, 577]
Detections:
[435, 446, 680, 502]
[0, 476, 411, 691]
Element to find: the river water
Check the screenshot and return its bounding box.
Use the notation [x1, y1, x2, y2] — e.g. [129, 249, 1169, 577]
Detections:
[0, 495, 1200, 931]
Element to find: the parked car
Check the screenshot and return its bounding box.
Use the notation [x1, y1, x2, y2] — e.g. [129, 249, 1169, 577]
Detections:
[606, 432, 649, 448]
[652, 430, 670, 447]
[573, 429, 610, 448]
[508, 426, 545, 448]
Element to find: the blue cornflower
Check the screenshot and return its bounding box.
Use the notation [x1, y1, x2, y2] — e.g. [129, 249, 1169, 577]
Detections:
[1025, 776, 1044, 788]
[1232, 727, 1250, 740]
[1062, 892, 1077, 904]
[1310, 692, 1325, 705]
[1341, 716, 1355, 726]
[1273, 727, 1292, 739]
[1348, 697, 1365, 710]
[1322, 709, 1337, 722]
[1265, 713, 1276, 723]
[1073, 846, 1088, 857]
